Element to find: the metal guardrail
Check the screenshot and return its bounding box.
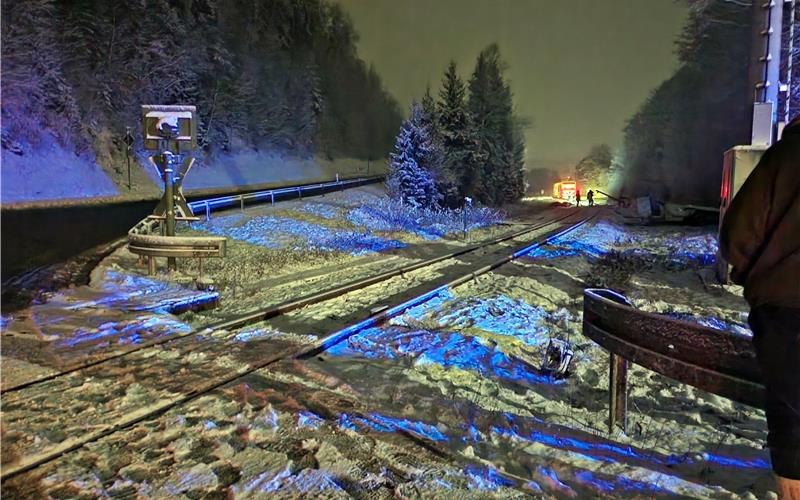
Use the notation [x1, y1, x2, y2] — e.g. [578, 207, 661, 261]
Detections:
[127, 215, 226, 275]
[582, 288, 765, 434]
[187, 176, 382, 220]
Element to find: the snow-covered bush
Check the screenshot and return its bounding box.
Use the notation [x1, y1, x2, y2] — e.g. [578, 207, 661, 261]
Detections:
[347, 197, 504, 240]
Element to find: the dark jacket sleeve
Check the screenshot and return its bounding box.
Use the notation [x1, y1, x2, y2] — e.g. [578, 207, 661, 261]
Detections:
[719, 151, 775, 285]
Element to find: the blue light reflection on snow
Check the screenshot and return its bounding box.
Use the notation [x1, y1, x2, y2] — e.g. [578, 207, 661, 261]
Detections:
[329, 327, 554, 386]
[346, 200, 503, 240]
[537, 466, 571, 491]
[490, 414, 769, 471]
[338, 412, 448, 442]
[463, 465, 516, 491]
[288, 407, 765, 497]
[367, 413, 449, 442]
[337, 413, 358, 431]
[297, 411, 324, 429]
[574, 470, 669, 495]
[193, 214, 405, 255]
[59, 315, 192, 348]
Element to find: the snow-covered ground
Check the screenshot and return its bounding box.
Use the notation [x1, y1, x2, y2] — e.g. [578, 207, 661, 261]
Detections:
[1, 191, 772, 499]
[1, 138, 383, 204]
[1, 136, 119, 203]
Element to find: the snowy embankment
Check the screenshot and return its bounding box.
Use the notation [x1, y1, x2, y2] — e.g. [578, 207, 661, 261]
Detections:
[2, 136, 383, 204]
[1, 137, 119, 203]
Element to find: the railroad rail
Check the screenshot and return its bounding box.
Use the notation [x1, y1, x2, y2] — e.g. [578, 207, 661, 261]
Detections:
[187, 176, 380, 218]
[2, 209, 581, 395]
[582, 288, 765, 434]
[0, 211, 593, 481]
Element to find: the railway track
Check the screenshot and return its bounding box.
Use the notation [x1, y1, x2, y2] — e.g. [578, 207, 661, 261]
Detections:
[1, 209, 594, 481]
[1, 209, 580, 395]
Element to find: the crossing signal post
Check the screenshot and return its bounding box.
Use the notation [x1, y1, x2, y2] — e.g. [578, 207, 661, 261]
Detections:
[141, 105, 198, 271]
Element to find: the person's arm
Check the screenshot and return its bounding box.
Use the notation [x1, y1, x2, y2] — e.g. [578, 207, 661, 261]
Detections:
[719, 151, 775, 284]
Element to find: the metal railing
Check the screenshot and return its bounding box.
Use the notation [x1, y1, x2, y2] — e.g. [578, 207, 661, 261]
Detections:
[188, 176, 383, 220]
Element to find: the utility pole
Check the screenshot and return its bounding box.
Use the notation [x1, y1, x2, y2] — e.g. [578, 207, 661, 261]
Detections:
[784, 0, 797, 126]
[750, 0, 784, 146]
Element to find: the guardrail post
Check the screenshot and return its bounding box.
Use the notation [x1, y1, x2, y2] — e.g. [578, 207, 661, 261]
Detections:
[609, 353, 629, 434]
[205, 201, 210, 221]
[271, 192, 275, 205]
[240, 196, 244, 212]
[148, 256, 156, 275]
[298, 187, 302, 200]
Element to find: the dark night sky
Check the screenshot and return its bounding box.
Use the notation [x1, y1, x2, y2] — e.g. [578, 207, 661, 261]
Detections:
[338, 0, 688, 170]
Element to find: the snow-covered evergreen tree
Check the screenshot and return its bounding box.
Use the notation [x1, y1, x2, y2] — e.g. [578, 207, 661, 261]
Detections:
[468, 44, 525, 205]
[387, 102, 439, 208]
[438, 61, 482, 206]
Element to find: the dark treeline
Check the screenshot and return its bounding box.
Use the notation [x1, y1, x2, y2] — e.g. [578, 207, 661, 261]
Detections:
[620, 0, 754, 204]
[1, 0, 402, 166]
[388, 44, 526, 208]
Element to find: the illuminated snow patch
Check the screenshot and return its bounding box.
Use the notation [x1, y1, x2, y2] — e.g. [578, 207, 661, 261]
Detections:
[297, 410, 324, 429]
[86, 271, 219, 314]
[60, 315, 192, 348]
[255, 406, 280, 429]
[273, 469, 346, 495]
[328, 328, 555, 385]
[239, 466, 293, 494]
[337, 413, 358, 431]
[463, 424, 482, 443]
[574, 470, 669, 495]
[489, 414, 769, 472]
[193, 214, 405, 255]
[523, 240, 607, 259]
[463, 465, 516, 490]
[436, 296, 571, 347]
[389, 289, 456, 324]
[699, 452, 769, 469]
[367, 413, 449, 442]
[294, 203, 340, 219]
[338, 412, 448, 442]
[523, 220, 629, 259]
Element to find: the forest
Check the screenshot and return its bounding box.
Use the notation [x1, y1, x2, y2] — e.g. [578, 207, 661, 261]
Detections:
[387, 45, 526, 209]
[619, 0, 800, 205]
[1, 0, 403, 177]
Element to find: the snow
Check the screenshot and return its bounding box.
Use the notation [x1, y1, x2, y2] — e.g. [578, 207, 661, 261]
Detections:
[1, 136, 118, 203]
[347, 198, 503, 240]
[1, 197, 774, 498]
[192, 213, 407, 255]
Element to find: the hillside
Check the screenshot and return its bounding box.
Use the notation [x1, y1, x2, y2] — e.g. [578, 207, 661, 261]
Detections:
[1, 0, 402, 202]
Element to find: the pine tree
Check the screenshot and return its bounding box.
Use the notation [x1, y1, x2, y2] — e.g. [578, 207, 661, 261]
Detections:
[387, 102, 438, 208]
[467, 44, 525, 205]
[421, 84, 439, 136]
[438, 61, 480, 206]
